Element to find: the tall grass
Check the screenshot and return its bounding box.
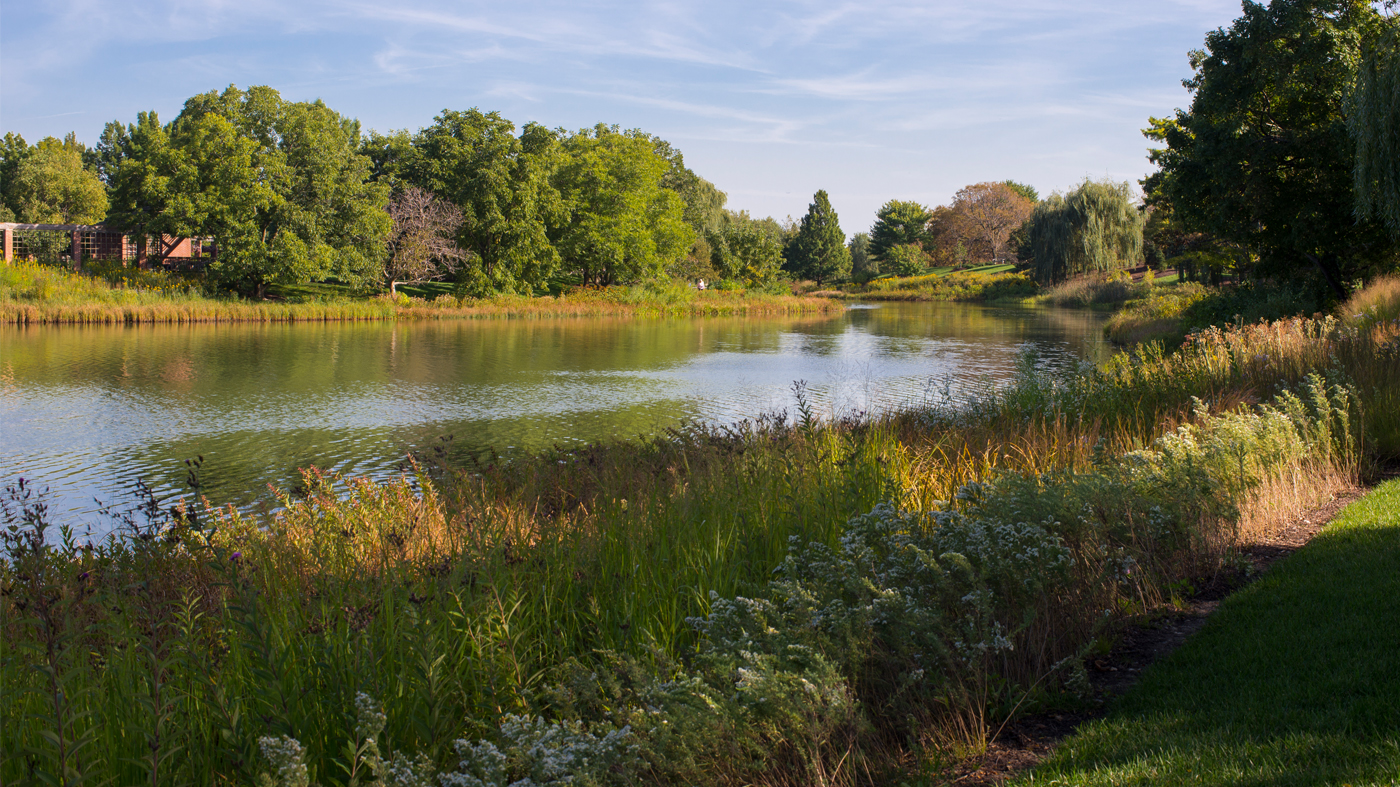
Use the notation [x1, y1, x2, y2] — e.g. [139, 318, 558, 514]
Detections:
[0, 260, 839, 325]
[3, 277, 1398, 785]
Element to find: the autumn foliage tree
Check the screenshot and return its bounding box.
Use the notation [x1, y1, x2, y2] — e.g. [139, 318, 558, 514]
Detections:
[951, 182, 1033, 263]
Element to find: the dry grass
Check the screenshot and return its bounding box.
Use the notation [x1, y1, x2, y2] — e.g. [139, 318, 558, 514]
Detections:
[0, 260, 840, 324]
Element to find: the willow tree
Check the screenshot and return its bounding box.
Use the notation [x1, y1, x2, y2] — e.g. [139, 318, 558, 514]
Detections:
[1027, 179, 1143, 284]
[1351, 21, 1400, 237]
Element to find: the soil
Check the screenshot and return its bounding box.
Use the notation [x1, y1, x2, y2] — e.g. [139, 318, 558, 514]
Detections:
[939, 482, 1379, 786]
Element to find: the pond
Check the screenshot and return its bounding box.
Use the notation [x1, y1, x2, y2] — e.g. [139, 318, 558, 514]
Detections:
[0, 301, 1110, 521]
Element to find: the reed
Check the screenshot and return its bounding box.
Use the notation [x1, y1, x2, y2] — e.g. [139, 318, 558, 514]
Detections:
[0, 260, 839, 325]
[2, 277, 1397, 786]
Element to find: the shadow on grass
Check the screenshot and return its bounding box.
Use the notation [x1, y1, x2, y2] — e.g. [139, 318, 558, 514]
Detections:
[1022, 480, 1400, 786]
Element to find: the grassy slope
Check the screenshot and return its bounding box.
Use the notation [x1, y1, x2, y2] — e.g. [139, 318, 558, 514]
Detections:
[1020, 479, 1400, 786]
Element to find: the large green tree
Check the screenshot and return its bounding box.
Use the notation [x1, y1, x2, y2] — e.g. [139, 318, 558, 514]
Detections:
[551, 125, 694, 286]
[868, 199, 931, 262]
[8, 135, 107, 224]
[784, 190, 850, 284]
[407, 110, 564, 296]
[1147, 0, 1394, 298]
[708, 220, 785, 285]
[1027, 179, 1143, 284]
[104, 86, 391, 295]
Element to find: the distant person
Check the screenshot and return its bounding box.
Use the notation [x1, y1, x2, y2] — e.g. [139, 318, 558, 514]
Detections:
[697, 279, 706, 291]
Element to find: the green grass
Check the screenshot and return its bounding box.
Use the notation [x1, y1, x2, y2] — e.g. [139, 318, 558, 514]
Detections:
[1019, 479, 1400, 787]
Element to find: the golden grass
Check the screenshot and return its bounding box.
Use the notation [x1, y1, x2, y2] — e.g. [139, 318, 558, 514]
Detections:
[0, 260, 840, 324]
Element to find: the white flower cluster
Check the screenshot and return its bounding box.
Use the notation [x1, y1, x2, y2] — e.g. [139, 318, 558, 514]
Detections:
[441, 714, 637, 787]
[256, 735, 310, 787]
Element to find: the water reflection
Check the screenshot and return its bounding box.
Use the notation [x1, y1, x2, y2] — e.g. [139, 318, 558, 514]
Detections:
[0, 302, 1108, 520]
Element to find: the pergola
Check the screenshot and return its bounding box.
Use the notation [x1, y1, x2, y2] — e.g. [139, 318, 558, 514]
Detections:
[0, 222, 213, 268]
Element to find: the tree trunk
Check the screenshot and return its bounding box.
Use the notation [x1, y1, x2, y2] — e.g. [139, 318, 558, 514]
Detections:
[1303, 252, 1347, 301]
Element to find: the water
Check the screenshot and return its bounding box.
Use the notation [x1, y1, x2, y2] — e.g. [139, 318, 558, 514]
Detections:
[0, 301, 1109, 521]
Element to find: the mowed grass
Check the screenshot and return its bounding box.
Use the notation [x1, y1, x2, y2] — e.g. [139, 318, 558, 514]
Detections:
[1019, 478, 1400, 786]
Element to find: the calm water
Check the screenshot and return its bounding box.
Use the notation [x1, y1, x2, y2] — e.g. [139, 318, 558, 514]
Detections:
[0, 302, 1109, 521]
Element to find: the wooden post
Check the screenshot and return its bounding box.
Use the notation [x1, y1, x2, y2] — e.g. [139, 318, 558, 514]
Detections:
[2, 228, 11, 263]
[71, 229, 82, 270]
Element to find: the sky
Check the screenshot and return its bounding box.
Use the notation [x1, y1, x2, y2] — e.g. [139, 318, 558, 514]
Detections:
[0, 0, 1247, 232]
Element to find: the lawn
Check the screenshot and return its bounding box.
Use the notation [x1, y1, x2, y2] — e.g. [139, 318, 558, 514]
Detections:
[1019, 478, 1400, 786]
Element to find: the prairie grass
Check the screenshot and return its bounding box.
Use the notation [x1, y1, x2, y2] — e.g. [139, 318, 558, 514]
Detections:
[2, 277, 1397, 785]
[0, 260, 838, 324]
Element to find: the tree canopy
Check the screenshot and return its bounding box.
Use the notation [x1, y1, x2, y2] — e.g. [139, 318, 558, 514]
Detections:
[1350, 20, 1400, 238]
[102, 85, 391, 295]
[406, 109, 563, 296]
[868, 200, 931, 262]
[1145, 0, 1394, 297]
[951, 182, 1033, 263]
[784, 190, 850, 284]
[1027, 179, 1143, 284]
[550, 125, 694, 286]
[6, 135, 107, 224]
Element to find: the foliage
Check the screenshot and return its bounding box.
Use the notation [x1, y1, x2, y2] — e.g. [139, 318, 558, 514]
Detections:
[951, 182, 1034, 263]
[1002, 181, 1039, 203]
[885, 242, 928, 276]
[1027, 179, 1144, 284]
[848, 232, 875, 282]
[406, 110, 563, 297]
[1146, 0, 1396, 298]
[6, 135, 108, 225]
[707, 220, 785, 286]
[784, 190, 851, 284]
[103, 86, 392, 296]
[551, 125, 695, 287]
[868, 200, 932, 263]
[1349, 20, 1400, 238]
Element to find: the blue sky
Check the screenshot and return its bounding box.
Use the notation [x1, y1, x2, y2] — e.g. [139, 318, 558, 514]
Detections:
[1, 0, 1244, 232]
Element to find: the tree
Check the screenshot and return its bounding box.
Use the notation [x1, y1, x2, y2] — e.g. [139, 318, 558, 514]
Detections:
[784, 190, 850, 284]
[171, 86, 391, 296]
[408, 110, 563, 296]
[868, 200, 931, 262]
[104, 112, 180, 264]
[709, 221, 784, 285]
[1350, 21, 1400, 238]
[1027, 179, 1143, 284]
[0, 133, 31, 221]
[551, 125, 694, 286]
[1003, 181, 1039, 203]
[103, 86, 392, 295]
[384, 186, 467, 292]
[1148, 0, 1394, 298]
[951, 182, 1034, 263]
[849, 232, 876, 281]
[8, 136, 108, 224]
[885, 243, 928, 277]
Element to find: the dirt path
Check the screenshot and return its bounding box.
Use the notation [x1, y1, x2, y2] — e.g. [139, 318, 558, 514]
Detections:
[942, 484, 1375, 786]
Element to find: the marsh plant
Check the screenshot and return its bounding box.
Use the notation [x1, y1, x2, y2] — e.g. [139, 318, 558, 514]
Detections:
[2, 277, 1397, 785]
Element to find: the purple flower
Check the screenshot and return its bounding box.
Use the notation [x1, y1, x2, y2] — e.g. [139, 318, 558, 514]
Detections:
[231, 552, 242, 562]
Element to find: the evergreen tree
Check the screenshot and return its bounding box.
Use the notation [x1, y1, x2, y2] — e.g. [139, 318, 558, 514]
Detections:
[867, 199, 931, 262]
[784, 190, 850, 284]
[849, 232, 876, 281]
